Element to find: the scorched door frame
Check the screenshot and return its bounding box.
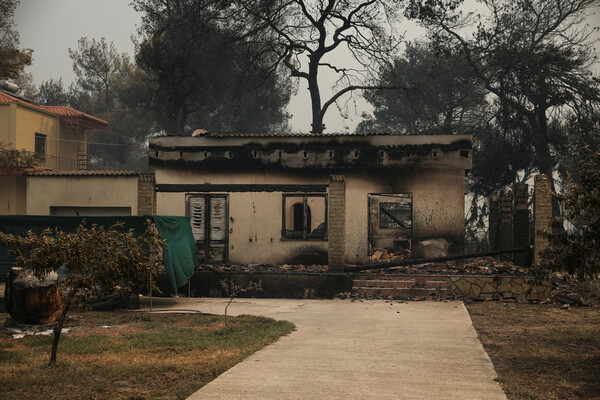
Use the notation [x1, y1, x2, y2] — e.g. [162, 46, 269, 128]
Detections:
[186, 193, 229, 264]
[367, 193, 413, 257]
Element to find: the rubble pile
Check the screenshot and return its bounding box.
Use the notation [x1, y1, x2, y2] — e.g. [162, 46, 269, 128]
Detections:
[369, 248, 410, 263]
[197, 256, 530, 276]
[371, 257, 530, 276]
[552, 278, 598, 307]
[198, 264, 329, 274]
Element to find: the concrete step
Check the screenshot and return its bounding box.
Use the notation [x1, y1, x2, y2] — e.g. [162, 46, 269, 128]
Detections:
[355, 274, 448, 281]
[351, 275, 448, 298]
[353, 279, 447, 289]
[352, 287, 447, 297]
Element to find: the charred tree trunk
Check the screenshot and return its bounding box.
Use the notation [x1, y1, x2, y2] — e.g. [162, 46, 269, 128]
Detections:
[308, 57, 324, 134]
[49, 290, 74, 365]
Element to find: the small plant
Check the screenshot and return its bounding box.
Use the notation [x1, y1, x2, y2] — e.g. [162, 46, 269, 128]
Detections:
[220, 279, 262, 327]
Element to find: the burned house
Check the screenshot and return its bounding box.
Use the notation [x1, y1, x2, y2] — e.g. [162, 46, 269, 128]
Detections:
[149, 132, 472, 269]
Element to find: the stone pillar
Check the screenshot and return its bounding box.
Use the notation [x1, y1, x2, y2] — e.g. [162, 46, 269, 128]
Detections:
[513, 183, 529, 266]
[137, 173, 156, 215]
[488, 195, 500, 250]
[499, 190, 513, 252]
[533, 174, 552, 266]
[328, 175, 346, 271]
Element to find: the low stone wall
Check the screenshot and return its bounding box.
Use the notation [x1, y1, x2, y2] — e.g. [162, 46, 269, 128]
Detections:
[156, 271, 354, 299]
[447, 276, 550, 301]
[155, 271, 550, 301]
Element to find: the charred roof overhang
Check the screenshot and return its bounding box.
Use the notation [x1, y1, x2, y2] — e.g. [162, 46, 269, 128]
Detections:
[148, 135, 473, 173]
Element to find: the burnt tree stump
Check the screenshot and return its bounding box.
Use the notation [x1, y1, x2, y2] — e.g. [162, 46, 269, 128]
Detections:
[5, 268, 63, 325]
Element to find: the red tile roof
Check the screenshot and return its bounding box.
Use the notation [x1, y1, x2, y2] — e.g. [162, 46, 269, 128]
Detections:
[42, 106, 108, 128]
[0, 90, 55, 115]
[0, 90, 108, 129]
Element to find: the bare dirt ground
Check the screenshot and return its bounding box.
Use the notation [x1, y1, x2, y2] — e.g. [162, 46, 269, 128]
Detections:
[466, 301, 600, 400]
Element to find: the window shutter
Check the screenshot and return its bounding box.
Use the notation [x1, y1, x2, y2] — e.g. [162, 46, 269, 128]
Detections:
[210, 197, 227, 241]
[189, 197, 206, 241]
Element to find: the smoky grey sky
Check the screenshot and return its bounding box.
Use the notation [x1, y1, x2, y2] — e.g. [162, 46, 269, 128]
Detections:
[14, 0, 424, 132]
[13, 0, 600, 133]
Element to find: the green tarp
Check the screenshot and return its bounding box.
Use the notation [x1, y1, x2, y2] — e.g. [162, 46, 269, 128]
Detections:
[0, 215, 197, 292]
[151, 215, 198, 292]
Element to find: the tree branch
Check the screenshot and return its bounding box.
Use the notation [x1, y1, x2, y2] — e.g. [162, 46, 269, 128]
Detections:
[320, 84, 408, 119]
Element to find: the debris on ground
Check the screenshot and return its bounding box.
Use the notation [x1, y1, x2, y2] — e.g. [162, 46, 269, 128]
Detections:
[551, 276, 599, 307]
[198, 264, 329, 274]
[1, 318, 71, 339]
[197, 256, 529, 276]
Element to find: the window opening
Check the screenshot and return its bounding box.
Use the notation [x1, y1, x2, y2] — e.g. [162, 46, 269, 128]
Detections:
[282, 194, 327, 240]
[380, 202, 412, 229]
[368, 194, 412, 261]
[35, 133, 46, 155]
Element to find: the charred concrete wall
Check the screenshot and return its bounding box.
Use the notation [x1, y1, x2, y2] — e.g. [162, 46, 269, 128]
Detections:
[154, 169, 330, 265]
[150, 133, 472, 265]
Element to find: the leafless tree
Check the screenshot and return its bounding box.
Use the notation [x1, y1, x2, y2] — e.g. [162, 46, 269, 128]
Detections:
[234, 0, 406, 133]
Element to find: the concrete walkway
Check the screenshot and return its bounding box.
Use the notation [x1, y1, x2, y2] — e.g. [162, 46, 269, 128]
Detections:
[142, 298, 507, 400]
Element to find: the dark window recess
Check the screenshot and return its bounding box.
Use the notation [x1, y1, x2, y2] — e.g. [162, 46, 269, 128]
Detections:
[460, 150, 470, 158]
[292, 203, 309, 231]
[380, 202, 412, 229]
[188, 195, 228, 263]
[35, 133, 46, 154]
[282, 194, 327, 240]
[432, 150, 438, 159]
[369, 194, 412, 258]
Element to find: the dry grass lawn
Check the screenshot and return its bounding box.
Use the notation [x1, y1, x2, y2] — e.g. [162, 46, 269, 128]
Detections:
[466, 301, 600, 400]
[0, 311, 294, 400]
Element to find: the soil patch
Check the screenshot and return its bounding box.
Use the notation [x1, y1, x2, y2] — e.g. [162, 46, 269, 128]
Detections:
[466, 301, 600, 400]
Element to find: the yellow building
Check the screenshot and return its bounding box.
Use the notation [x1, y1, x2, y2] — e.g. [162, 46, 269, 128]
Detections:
[0, 88, 109, 214]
